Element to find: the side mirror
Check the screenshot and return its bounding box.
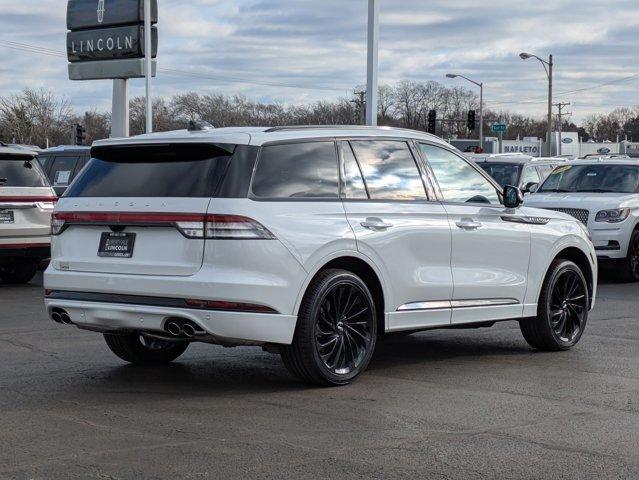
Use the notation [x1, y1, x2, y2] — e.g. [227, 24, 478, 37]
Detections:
[523, 182, 539, 194]
[503, 185, 524, 208]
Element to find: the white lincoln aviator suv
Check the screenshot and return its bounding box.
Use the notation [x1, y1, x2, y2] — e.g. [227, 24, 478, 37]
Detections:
[44, 126, 597, 386]
[525, 159, 639, 281]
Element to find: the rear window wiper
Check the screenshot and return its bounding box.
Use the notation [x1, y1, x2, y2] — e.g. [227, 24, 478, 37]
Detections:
[575, 189, 618, 193]
[0, 178, 7, 185]
[539, 188, 571, 192]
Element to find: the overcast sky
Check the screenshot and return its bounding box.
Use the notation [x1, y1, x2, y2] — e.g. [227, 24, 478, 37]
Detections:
[1, 0, 639, 122]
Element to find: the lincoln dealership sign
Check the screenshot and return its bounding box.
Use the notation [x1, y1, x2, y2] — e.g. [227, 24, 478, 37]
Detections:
[66, 0, 158, 80]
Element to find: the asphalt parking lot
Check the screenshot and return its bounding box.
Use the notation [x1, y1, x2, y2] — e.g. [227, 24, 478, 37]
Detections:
[1, 273, 638, 479]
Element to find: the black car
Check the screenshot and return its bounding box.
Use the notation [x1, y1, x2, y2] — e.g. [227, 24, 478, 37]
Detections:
[38, 146, 91, 196]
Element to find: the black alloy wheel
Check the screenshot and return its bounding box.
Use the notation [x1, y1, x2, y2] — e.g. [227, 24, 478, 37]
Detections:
[520, 259, 589, 351]
[281, 269, 377, 386]
[549, 269, 588, 342]
[619, 230, 639, 282]
[315, 281, 374, 376]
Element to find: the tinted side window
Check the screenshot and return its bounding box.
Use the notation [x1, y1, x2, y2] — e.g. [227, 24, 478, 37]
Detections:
[350, 140, 426, 200]
[251, 142, 338, 199]
[419, 144, 500, 205]
[340, 142, 368, 199]
[50, 156, 78, 187]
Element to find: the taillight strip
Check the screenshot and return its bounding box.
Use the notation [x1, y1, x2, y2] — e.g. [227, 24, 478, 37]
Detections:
[53, 212, 205, 224]
[0, 196, 58, 203]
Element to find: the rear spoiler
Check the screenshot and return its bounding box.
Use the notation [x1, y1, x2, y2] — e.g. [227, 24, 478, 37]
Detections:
[90, 143, 236, 161]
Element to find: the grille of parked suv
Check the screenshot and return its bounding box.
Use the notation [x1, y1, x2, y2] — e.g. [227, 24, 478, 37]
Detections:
[546, 208, 590, 225]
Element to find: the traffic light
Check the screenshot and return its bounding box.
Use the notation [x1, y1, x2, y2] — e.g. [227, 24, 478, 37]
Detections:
[74, 124, 86, 146]
[467, 110, 476, 131]
[427, 110, 437, 134]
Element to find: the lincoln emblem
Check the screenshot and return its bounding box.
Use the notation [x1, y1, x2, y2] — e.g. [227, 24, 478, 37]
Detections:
[97, 0, 105, 24]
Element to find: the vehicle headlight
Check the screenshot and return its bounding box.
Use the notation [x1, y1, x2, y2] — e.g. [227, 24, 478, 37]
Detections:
[595, 208, 630, 223]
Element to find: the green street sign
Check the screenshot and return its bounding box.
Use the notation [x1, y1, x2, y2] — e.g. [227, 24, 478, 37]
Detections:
[491, 123, 507, 133]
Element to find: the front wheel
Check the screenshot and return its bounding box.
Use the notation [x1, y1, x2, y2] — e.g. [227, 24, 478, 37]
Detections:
[520, 259, 589, 351]
[0, 259, 38, 284]
[104, 333, 189, 365]
[281, 269, 377, 386]
[618, 230, 639, 282]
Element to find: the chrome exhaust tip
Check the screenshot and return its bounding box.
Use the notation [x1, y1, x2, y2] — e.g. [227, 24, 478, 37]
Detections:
[166, 322, 182, 336]
[59, 313, 72, 325]
[51, 312, 62, 323]
[182, 323, 196, 338]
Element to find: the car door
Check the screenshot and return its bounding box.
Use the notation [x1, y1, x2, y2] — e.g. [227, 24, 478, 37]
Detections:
[417, 143, 531, 325]
[341, 139, 453, 332]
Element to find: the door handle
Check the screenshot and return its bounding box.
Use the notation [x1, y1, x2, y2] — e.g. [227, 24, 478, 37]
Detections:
[361, 218, 393, 230]
[455, 218, 482, 230]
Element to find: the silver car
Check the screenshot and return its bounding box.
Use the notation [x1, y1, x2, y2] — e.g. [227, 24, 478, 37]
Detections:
[0, 145, 56, 283]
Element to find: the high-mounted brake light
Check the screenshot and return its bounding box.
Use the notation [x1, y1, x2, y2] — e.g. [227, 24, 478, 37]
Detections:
[51, 212, 275, 240]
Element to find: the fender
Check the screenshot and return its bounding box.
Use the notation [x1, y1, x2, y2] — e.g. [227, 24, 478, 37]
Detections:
[291, 249, 390, 318]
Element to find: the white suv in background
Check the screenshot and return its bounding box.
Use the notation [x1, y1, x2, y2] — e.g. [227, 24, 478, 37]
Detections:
[0, 145, 57, 283]
[526, 159, 639, 281]
[44, 126, 596, 386]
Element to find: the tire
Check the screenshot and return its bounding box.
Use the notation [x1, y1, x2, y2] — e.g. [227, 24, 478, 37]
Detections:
[617, 230, 639, 282]
[0, 259, 37, 284]
[103, 333, 189, 365]
[281, 269, 378, 386]
[520, 259, 589, 351]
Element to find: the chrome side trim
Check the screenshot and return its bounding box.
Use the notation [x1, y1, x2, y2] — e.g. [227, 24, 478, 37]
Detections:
[397, 298, 519, 311]
[397, 301, 451, 311]
[501, 215, 550, 225]
[450, 299, 519, 308]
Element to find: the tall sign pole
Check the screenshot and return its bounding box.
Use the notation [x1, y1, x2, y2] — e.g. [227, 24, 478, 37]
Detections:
[365, 0, 379, 126]
[66, 0, 158, 138]
[144, 0, 153, 133]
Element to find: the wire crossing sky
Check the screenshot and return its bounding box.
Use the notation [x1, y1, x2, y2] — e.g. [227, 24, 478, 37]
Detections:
[1, 0, 639, 121]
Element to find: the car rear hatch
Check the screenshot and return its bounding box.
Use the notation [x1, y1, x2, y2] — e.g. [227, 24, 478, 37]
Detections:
[0, 151, 56, 244]
[51, 143, 237, 276]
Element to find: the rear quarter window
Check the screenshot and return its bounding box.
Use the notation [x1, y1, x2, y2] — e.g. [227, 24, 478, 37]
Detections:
[251, 142, 339, 199]
[65, 144, 236, 198]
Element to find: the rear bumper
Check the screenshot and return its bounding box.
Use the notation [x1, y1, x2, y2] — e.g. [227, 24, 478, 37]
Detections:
[44, 298, 297, 345]
[0, 241, 50, 260]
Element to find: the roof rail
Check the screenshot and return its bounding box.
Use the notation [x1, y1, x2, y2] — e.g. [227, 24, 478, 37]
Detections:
[263, 125, 437, 136]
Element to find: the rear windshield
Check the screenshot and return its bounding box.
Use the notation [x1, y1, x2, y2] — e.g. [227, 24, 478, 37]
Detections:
[477, 162, 522, 188]
[65, 144, 236, 198]
[0, 159, 49, 187]
[539, 164, 639, 193]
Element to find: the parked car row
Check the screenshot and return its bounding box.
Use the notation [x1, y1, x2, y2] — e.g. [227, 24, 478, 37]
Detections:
[4, 129, 637, 386]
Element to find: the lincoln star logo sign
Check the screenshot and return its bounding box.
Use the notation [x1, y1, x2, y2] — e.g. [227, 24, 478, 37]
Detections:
[97, 0, 105, 24]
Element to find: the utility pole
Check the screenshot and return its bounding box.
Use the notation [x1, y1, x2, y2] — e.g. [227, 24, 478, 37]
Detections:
[554, 102, 571, 156]
[144, 0, 153, 133]
[351, 90, 366, 125]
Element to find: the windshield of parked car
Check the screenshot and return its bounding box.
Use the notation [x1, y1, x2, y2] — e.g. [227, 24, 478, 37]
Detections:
[477, 162, 522, 188]
[538, 164, 639, 193]
[0, 159, 49, 187]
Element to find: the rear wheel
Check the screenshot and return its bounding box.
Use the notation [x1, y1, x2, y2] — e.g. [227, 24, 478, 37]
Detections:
[520, 259, 589, 351]
[103, 333, 189, 365]
[618, 230, 639, 282]
[0, 259, 37, 284]
[281, 269, 377, 386]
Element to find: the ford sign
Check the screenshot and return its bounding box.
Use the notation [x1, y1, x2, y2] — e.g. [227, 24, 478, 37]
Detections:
[597, 147, 611, 154]
[562, 137, 573, 144]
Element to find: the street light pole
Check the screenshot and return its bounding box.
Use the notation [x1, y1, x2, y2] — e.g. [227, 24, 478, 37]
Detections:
[445, 73, 484, 147]
[520, 52, 553, 156]
[365, 0, 379, 126]
[144, 0, 153, 134]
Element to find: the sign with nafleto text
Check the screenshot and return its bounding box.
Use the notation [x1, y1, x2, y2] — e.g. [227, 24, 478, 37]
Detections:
[66, 0, 158, 81]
